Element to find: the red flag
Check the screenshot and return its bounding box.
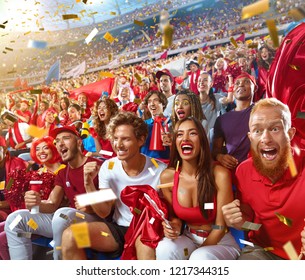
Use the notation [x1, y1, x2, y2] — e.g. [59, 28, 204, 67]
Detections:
[236, 33, 245, 42]
[160, 50, 168, 60]
[69, 78, 115, 106]
[14, 77, 22, 88]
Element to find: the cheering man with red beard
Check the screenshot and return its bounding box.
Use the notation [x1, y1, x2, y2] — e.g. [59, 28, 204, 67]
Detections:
[222, 98, 305, 260]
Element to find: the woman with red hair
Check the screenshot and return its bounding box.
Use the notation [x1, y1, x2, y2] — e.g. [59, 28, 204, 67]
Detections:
[0, 136, 65, 260]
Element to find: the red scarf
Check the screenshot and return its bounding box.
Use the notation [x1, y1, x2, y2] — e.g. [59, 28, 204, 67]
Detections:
[189, 69, 200, 95]
[9, 122, 26, 149]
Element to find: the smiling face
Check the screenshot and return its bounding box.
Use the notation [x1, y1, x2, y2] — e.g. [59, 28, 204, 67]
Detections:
[176, 119, 200, 160]
[45, 111, 55, 124]
[147, 93, 163, 117]
[174, 94, 191, 120]
[233, 77, 254, 101]
[248, 106, 295, 181]
[112, 124, 144, 162]
[260, 47, 269, 61]
[197, 73, 212, 95]
[35, 141, 53, 164]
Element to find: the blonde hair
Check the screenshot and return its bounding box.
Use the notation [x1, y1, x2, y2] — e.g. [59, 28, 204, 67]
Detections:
[250, 98, 291, 130]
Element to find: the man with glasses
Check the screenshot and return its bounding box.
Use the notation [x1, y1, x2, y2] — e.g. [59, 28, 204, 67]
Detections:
[5, 125, 102, 260]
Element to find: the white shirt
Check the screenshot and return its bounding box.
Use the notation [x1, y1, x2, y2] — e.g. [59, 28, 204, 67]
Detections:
[99, 155, 167, 227]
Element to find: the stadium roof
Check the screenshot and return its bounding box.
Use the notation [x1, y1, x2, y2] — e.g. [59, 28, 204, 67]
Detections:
[0, 0, 161, 32]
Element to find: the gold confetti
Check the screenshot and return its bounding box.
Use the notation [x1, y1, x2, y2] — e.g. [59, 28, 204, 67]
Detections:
[161, 23, 174, 49]
[103, 32, 115, 44]
[264, 247, 274, 251]
[101, 231, 109, 237]
[0, 181, 5, 190]
[62, 14, 79, 20]
[266, 19, 279, 48]
[110, 11, 116, 16]
[55, 246, 62, 250]
[134, 73, 142, 83]
[27, 218, 38, 230]
[151, 158, 159, 168]
[75, 212, 85, 219]
[288, 155, 298, 177]
[100, 71, 115, 78]
[230, 37, 238, 48]
[183, 248, 189, 256]
[175, 161, 180, 171]
[134, 19, 144, 27]
[275, 212, 292, 227]
[30, 89, 42, 94]
[6, 178, 14, 190]
[133, 208, 142, 215]
[289, 64, 300, 70]
[27, 125, 47, 138]
[108, 161, 115, 170]
[157, 182, 173, 189]
[241, 0, 269, 20]
[70, 222, 91, 248]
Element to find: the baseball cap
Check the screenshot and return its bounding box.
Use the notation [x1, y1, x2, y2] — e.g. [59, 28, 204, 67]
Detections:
[156, 69, 174, 81]
[49, 125, 80, 139]
[235, 72, 257, 87]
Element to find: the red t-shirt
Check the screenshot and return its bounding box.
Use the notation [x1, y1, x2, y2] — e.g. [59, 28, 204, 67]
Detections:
[236, 148, 305, 259]
[54, 157, 101, 208]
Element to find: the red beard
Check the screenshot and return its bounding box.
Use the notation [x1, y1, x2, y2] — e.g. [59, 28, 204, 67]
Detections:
[251, 144, 291, 182]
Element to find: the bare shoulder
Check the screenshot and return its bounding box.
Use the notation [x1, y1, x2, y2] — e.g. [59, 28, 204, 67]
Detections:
[213, 164, 232, 187]
[160, 167, 175, 184]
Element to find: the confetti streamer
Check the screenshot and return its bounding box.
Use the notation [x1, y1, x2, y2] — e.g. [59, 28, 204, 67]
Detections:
[283, 241, 299, 260]
[239, 239, 254, 247]
[9, 214, 22, 230]
[85, 27, 98, 44]
[99, 150, 113, 157]
[241, 0, 269, 20]
[76, 188, 117, 207]
[157, 182, 173, 189]
[27, 40, 47, 49]
[75, 212, 85, 219]
[204, 203, 214, 210]
[288, 155, 298, 177]
[242, 221, 262, 231]
[151, 158, 159, 168]
[266, 19, 279, 48]
[148, 167, 155, 176]
[275, 212, 293, 227]
[17, 232, 32, 238]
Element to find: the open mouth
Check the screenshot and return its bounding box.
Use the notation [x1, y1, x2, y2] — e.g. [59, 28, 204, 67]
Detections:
[177, 109, 186, 119]
[60, 148, 68, 157]
[181, 144, 193, 155]
[117, 148, 127, 156]
[261, 148, 277, 161]
[38, 154, 48, 161]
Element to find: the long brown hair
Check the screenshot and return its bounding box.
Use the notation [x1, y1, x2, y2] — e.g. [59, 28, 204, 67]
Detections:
[169, 117, 216, 218]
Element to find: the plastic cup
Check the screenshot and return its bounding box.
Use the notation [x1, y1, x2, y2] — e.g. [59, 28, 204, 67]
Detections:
[29, 181, 43, 214]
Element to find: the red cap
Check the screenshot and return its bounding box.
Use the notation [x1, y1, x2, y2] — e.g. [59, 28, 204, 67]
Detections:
[156, 69, 174, 81]
[49, 125, 80, 139]
[235, 72, 257, 87]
